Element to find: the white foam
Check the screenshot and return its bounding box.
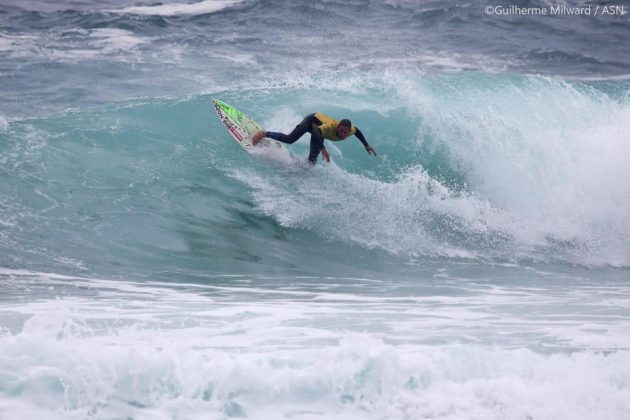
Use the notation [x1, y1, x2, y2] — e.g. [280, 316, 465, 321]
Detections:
[88, 28, 149, 54]
[232, 162, 509, 260]
[1, 270, 630, 419]
[110, 0, 243, 17]
[408, 75, 630, 265]
[0, 28, 150, 63]
[568, 74, 630, 81]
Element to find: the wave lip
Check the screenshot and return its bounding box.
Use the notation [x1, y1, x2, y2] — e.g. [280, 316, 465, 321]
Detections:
[107, 0, 243, 16]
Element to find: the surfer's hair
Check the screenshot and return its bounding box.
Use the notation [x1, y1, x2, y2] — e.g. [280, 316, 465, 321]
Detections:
[339, 119, 352, 128]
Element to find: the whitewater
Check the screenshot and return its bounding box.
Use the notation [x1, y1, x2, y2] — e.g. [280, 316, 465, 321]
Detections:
[1, 0, 629, 419]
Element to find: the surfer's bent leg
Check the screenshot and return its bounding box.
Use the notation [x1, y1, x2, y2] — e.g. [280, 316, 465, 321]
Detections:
[307, 128, 324, 164]
[265, 114, 316, 144]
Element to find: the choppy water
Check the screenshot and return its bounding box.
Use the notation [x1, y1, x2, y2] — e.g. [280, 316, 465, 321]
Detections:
[1, 0, 630, 419]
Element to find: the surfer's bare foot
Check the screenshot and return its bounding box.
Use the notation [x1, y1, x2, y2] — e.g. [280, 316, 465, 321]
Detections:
[252, 130, 265, 145]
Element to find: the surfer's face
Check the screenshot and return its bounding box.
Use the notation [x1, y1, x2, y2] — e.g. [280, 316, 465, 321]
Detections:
[337, 125, 351, 138]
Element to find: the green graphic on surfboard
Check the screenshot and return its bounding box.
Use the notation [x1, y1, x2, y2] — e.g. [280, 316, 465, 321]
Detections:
[212, 98, 292, 159]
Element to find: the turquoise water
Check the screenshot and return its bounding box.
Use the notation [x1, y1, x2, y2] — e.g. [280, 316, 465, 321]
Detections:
[1, 1, 630, 419]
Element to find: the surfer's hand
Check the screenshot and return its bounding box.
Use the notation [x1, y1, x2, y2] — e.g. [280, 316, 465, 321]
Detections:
[321, 148, 330, 163]
[366, 145, 376, 156]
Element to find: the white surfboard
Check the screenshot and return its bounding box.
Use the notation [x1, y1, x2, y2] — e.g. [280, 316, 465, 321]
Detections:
[212, 98, 294, 162]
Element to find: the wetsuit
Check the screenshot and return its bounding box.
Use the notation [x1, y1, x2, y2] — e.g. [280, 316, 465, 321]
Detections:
[265, 113, 368, 163]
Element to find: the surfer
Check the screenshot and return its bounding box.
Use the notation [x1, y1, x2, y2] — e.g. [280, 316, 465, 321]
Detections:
[251, 113, 376, 164]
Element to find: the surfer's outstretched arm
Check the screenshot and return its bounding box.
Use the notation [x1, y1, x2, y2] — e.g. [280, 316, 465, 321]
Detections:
[355, 128, 376, 155]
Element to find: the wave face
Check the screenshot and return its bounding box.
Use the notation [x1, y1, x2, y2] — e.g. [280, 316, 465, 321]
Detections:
[1, 1, 630, 419]
[1, 73, 629, 273]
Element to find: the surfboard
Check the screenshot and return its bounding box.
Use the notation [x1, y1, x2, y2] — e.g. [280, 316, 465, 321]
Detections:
[212, 98, 293, 161]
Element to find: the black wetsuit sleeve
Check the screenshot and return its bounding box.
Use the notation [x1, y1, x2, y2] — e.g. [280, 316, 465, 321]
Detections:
[354, 128, 368, 147]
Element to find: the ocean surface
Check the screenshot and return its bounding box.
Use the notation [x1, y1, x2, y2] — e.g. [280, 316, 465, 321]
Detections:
[1, 0, 630, 418]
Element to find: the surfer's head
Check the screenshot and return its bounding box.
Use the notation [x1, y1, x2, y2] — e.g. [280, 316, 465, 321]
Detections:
[337, 119, 352, 138]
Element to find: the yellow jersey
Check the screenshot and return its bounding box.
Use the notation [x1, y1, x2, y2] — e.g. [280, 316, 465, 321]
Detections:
[314, 112, 357, 141]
